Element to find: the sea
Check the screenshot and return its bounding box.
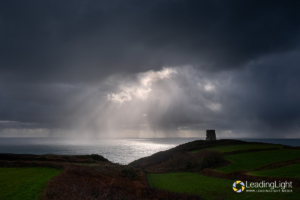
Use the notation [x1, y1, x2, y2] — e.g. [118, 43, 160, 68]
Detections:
[0, 137, 299, 165]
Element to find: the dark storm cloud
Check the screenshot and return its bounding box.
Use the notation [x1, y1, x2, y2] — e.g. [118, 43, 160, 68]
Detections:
[0, 0, 300, 137]
[1, 0, 300, 82]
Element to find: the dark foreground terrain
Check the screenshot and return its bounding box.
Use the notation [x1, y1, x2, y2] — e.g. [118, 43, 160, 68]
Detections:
[1, 139, 300, 200]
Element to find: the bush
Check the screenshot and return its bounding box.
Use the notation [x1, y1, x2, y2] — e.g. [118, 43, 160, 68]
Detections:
[89, 154, 109, 162]
[121, 167, 137, 179]
[200, 152, 225, 170]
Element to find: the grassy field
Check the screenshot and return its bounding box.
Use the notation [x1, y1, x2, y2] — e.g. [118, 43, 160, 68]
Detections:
[0, 167, 61, 200]
[147, 172, 299, 200]
[250, 164, 300, 178]
[199, 144, 282, 153]
[217, 149, 300, 173]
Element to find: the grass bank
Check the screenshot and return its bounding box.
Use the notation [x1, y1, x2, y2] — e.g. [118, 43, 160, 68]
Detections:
[250, 163, 300, 178]
[196, 144, 282, 153]
[217, 149, 300, 173]
[0, 167, 61, 200]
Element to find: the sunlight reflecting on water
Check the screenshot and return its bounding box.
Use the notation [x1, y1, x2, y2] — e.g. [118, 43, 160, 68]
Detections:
[0, 137, 201, 164]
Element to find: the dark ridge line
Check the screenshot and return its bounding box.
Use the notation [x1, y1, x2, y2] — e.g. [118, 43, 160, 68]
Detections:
[130, 139, 290, 168]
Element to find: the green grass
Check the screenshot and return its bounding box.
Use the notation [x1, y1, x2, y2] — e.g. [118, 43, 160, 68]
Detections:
[0, 167, 61, 200]
[217, 149, 300, 173]
[250, 164, 300, 178]
[199, 144, 282, 153]
[147, 172, 299, 200]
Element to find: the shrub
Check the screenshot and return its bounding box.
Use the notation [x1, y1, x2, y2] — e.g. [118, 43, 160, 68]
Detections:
[89, 154, 109, 162]
[121, 167, 137, 179]
[200, 152, 225, 170]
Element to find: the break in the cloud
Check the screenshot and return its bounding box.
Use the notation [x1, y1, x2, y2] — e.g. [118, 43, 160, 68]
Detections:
[0, 0, 300, 138]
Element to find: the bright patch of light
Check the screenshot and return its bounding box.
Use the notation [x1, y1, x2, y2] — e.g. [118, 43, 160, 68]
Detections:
[107, 68, 177, 104]
[204, 83, 215, 91]
[207, 103, 222, 111]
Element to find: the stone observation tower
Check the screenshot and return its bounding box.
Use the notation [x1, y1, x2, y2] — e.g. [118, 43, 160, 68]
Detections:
[206, 130, 216, 141]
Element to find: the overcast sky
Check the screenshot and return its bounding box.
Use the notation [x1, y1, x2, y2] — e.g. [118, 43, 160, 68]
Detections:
[0, 0, 300, 138]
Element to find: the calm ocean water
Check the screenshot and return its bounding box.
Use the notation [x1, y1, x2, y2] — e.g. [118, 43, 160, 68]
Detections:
[0, 137, 299, 164]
